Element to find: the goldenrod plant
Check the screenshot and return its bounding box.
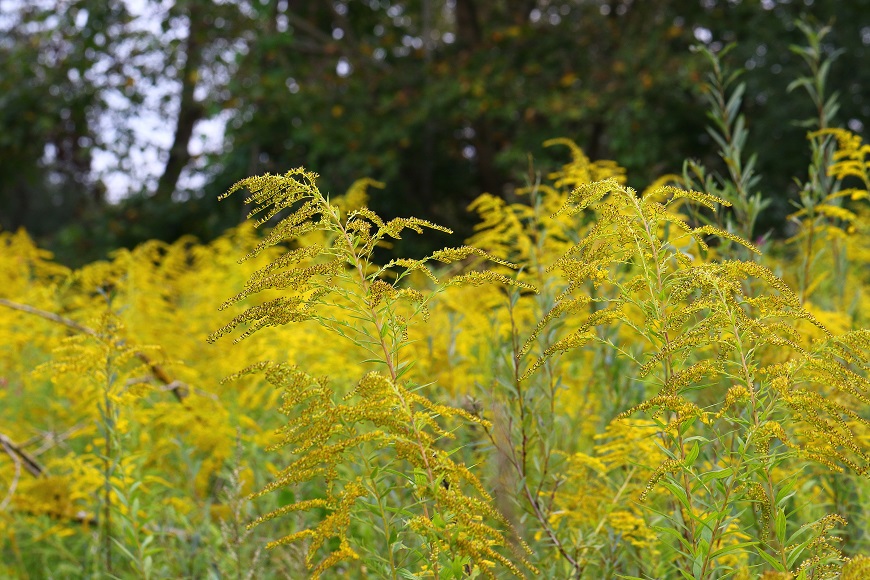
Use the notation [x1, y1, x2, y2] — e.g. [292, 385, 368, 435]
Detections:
[1, 20, 868, 580]
[521, 176, 869, 578]
[210, 170, 536, 578]
[682, 44, 768, 247]
[463, 143, 645, 577]
[783, 22, 870, 327]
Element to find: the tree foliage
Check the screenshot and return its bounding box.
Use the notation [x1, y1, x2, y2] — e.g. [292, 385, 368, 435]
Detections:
[2, 1, 869, 263]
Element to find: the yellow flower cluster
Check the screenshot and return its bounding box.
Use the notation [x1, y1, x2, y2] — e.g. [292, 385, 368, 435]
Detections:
[0, 135, 867, 578]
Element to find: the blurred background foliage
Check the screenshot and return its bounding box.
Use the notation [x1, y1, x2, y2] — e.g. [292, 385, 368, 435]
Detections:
[1, 0, 869, 265]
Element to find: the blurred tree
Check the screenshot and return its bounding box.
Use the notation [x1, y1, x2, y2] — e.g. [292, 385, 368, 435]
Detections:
[1, 0, 867, 263]
[683, 0, 870, 234]
[0, 0, 252, 262]
[204, 0, 869, 248]
[0, 1, 141, 238]
[152, 0, 254, 202]
[203, 0, 707, 245]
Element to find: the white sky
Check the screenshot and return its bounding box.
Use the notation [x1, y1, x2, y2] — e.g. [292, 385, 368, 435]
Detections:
[93, 0, 230, 202]
[0, 0, 230, 203]
[93, 102, 229, 203]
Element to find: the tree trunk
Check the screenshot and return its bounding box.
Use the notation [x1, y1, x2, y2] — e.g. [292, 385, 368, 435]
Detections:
[154, 1, 205, 201]
[455, 0, 504, 196]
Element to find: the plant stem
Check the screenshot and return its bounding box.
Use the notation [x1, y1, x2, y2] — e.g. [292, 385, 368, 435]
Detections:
[336, 213, 442, 576]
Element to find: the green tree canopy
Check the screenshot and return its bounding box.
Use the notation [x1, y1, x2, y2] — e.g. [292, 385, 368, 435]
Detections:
[1, 0, 868, 263]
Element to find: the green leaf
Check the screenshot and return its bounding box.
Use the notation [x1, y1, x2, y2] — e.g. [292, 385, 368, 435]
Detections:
[661, 481, 694, 520]
[396, 359, 416, 375]
[786, 77, 813, 95]
[755, 548, 786, 572]
[110, 538, 139, 563]
[775, 508, 787, 544]
[685, 441, 700, 466]
[818, 59, 833, 84]
[700, 467, 733, 484]
[710, 540, 757, 559]
[787, 537, 815, 569]
[786, 524, 813, 546]
[725, 82, 746, 122]
[652, 524, 690, 543]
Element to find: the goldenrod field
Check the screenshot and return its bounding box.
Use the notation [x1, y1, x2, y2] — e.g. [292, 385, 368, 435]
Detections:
[2, 40, 870, 580]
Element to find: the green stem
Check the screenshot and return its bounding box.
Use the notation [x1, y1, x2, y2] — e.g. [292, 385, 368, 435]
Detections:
[356, 446, 400, 580]
[336, 211, 443, 576]
[632, 194, 700, 565]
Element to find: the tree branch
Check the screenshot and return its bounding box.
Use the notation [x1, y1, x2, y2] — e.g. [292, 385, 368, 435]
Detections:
[0, 432, 43, 478]
[154, 1, 206, 201]
[0, 298, 189, 401]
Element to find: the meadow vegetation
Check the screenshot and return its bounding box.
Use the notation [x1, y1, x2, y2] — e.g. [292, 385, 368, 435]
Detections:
[1, 25, 869, 579]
